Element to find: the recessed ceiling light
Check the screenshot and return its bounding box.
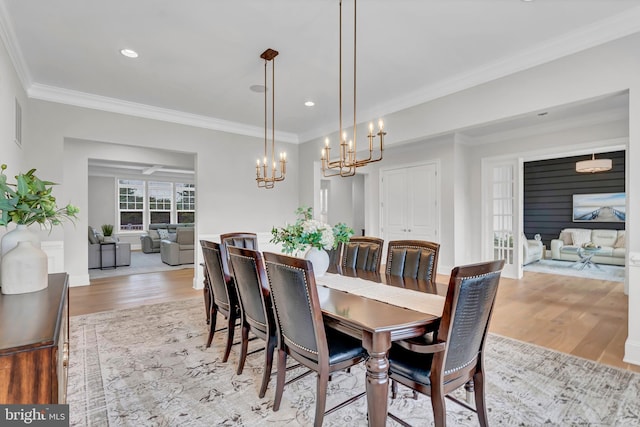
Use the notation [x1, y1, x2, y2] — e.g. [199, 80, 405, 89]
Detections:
[304, 101, 315, 107]
[120, 48, 139, 58]
[250, 84, 266, 93]
[521, 0, 534, 2]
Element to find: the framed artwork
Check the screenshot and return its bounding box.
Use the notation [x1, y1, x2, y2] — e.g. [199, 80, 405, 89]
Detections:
[572, 192, 625, 222]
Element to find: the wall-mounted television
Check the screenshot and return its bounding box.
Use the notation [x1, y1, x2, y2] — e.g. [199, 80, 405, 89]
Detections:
[572, 192, 625, 222]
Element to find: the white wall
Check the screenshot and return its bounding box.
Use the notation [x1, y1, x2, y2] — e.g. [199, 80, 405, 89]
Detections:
[0, 29, 28, 237]
[24, 101, 300, 287]
[88, 176, 115, 232]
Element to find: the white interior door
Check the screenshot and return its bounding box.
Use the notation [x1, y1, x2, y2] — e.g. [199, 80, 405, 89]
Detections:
[483, 159, 521, 278]
[382, 163, 439, 243]
[382, 168, 408, 241]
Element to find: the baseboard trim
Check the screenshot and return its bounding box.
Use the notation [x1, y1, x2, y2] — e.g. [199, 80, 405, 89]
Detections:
[624, 338, 640, 366]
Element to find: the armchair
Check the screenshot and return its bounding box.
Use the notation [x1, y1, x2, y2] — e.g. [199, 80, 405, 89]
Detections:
[87, 226, 131, 269]
[523, 233, 543, 265]
[160, 227, 195, 265]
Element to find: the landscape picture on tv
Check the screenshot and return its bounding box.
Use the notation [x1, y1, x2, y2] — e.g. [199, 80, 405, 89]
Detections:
[572, 192, 625, 222]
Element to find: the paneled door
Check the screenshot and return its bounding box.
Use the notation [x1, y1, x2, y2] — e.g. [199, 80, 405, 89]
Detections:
[381, 163, 439, 243]
[483, 159, 521, 278]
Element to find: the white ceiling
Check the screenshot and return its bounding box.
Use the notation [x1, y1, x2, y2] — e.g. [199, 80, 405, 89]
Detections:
[1, 0, 639, 144]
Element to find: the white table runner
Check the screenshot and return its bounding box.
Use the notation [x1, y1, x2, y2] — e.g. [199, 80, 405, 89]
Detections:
[316, 273, 444, 316]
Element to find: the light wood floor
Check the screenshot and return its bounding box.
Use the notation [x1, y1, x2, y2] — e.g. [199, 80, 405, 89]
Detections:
[70, 268, 640, 373]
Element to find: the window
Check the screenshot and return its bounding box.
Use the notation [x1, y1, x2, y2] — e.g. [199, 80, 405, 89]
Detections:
[175, 183, 195, 224]
[148, 181, 172, 224]
[118, 180, 145, 231]
[117, 179, 195, 231]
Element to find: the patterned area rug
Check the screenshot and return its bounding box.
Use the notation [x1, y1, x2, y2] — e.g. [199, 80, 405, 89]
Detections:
[68, 298, 640, 426]
[523, 258, 625, 282]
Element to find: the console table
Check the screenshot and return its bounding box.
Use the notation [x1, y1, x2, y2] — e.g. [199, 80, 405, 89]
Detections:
[0, 273, 69, 404]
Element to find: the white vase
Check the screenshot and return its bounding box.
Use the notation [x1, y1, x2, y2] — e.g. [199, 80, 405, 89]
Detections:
[0, 224, 41, 286]
[305, 247, 330, 277]
[1, 240, 48, 294]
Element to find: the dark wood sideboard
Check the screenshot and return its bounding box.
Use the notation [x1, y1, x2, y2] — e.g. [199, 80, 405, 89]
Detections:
[0, 273, 69, 404]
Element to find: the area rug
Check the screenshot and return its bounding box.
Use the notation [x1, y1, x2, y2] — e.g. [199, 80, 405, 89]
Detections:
[68, 298, 640, 426]
[523, 258, 625, 282]
[88, 251, 194, 280]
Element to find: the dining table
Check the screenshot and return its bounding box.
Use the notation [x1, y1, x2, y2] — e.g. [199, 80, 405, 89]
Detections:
[317, 266, 446, 427]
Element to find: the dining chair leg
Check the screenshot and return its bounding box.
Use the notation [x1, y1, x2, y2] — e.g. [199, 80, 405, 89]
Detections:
[430, 383, 446, 427]
[236, 324, 250, 375]
[222, 314, 236, 363]
[315, 371, 329, 427]
[273, 349, 287, 411]
[259, 337, 277, 398]
[391, 380, 398, 399]
[206, 306, 218, 348]
[473, 371, 489, 427]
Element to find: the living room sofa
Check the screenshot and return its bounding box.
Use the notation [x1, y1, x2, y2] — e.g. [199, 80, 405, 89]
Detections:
[140, 223, 194, 253]
[88, 226, 131, 269]
[550, 228, 625, 266]
[160, 226, 195, 265]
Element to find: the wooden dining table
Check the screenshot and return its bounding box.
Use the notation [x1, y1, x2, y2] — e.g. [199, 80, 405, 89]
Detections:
[317, 266, 446, 427]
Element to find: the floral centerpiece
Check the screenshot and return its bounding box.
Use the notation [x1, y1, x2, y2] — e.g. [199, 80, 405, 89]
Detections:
[271, 206, 353, 255]
[0, 164, 79, 228]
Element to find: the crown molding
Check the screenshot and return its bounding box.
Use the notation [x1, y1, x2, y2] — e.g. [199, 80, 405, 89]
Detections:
[0, 1, 31, 89]
[300, 6, 640, 143]
[28, 84, 300, 144]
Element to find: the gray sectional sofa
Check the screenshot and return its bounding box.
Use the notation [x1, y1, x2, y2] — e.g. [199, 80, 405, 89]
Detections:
[140, 223, 194, 253]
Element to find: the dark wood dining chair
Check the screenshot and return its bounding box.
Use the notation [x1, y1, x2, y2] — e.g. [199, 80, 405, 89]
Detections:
[386, 240, 440, 285]
[341, 236, 384, 272]
[227, 246, 277, 398]
[387, 259, 505, 427]
[200, 240, 240, 362]
[220, 232, 258, 263]
[263, 252, 367, 426]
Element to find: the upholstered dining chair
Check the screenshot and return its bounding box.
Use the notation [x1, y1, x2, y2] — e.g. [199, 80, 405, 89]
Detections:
[200, 240, 240, 362]
[386, 240, 440, 286]
[227, 246, 277, 398]
[387, 259, 505, 427]
[220, 232, 258, 273]
[341, 236, 384, 272]
[263, 252, 367, 426]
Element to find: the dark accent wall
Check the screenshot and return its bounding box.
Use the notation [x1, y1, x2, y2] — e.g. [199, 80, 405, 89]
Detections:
[523, 150, 625, 247]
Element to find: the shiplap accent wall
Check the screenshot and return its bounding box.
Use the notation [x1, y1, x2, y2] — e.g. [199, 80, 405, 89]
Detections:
[523, 150, 625, 247]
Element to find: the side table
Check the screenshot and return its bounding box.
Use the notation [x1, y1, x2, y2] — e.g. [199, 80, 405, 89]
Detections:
[99, 241, 117, 270]
[573, 247, 601, 270]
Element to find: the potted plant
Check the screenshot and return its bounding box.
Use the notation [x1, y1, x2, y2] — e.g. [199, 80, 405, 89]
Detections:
[101, 224, 115, 242]
[271, 206, 353, 276]
[0, 164, 79, 294]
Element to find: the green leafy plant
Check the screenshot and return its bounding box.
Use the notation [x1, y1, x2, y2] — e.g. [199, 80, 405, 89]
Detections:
[101, 224, 114, 237]
[0, 164, 79, 228]
[270, 206, 354, 254]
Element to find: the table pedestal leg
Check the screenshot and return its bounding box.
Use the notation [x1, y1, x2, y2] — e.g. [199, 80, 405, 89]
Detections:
[362, 331, 391, 427]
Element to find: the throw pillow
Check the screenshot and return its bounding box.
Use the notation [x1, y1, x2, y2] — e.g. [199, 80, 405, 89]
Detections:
[559, 231, 572, 245]
[614, 233, 626, 249]
[168, 232, 177, 242]
[157, 228, 169, 240]
[96, 232, 105, 243]
[571, 230, 591, 247]
[88, 226, 99, 244]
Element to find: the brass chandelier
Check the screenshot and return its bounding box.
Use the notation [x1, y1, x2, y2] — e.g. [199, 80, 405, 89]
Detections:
[321, 0, 385, 178]
[256, 48, 286, 189]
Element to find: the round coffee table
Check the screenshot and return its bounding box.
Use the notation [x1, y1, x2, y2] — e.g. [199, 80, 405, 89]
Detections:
[573, 247, 601, 270]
